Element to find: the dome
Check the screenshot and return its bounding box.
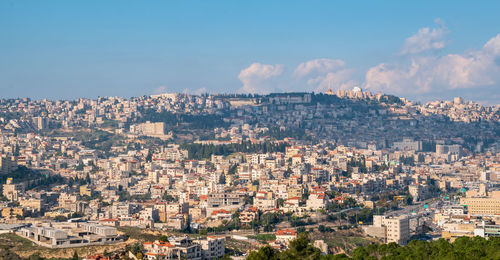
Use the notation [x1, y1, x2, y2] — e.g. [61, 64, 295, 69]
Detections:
[352, 86, 362, 92]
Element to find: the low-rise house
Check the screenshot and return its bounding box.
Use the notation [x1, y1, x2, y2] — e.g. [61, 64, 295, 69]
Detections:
[239, 207, 259, 224]
[20, 222, 123, 248]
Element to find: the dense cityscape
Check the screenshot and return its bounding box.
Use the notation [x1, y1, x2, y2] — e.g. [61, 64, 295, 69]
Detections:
[0, 90, 498, 259]
[3, 1, 500, 259]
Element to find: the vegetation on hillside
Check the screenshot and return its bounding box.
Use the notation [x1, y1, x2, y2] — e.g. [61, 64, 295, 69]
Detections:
[247, 233, 500, 260]
[181, 141, 288, 160]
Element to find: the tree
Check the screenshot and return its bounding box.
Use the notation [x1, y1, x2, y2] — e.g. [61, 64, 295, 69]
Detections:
[163, 191, 175, 202]
[406, 195, 413, 205]
[158, 235, 169, 242]
[318, 225, 326, 233]
[280, 233, 321, 259]
[85, 172, 91, 184]
[27, 253, 42, 260]
[220, 254, 233, 260]
[54, 215, 67, 222]
[72, 250, 79, 260]
[247, 245, 279, 260]
[68, 177, 74, 187]
[75, 162, 84, 171]
[128, 242, 144, 255]
[219, 172, 226, 185]
[228, 164, 238, 175]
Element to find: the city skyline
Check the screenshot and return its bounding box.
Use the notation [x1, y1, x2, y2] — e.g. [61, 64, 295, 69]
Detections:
[1, 1, 500, 105]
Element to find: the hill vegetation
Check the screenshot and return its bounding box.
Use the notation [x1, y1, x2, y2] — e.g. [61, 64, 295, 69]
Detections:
[247, 233, 500, 260]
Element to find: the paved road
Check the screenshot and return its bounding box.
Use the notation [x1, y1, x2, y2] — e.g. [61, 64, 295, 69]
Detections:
[385, 198, 437, 217]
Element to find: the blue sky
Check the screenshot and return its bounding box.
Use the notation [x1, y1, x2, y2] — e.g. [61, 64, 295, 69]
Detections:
[1, 1, 499, 104]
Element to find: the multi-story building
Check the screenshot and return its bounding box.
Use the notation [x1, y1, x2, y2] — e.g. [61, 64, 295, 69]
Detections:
[111, 202, 133, 218]
[408, 184, 431, 202]
[461, 197, 500, 215]
[364, 215, 410, 245]
[198, 236, 225, 260]
[2, 178, 24, 201]
[130, 121, 166, 138]
[253, 191, 277, 210]
[239, 207, 259, 224]
[20, 223, 121, 248]
[144, 237, 202, 260]
[0, 155, 17, 175]
[206, 193, 244, 210]
[392, 138, 421, 151]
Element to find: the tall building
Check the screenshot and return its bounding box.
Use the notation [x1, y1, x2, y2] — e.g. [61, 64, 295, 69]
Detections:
[32, 116, 48, 130]
[2, 178, 24, 201]
[364, 215, 410, 245]
[0, 154, 17, 175]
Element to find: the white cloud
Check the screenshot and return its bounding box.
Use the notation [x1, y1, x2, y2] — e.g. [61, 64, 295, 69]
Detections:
[293, 59, 345, 78]
[400, 19, 448, 55]
[238, 63, 284, 94]
[484, 34, 500, 56]
[236, 27, 500, 102]
[308, 69, 358, 92]
[293, 58, 358, 92]
[365, 34, 500, 95]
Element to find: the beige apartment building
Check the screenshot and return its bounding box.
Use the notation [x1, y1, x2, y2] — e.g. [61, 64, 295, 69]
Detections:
[130, 121, 168, 138]
[2, 178, 24, 201]
[461, 197, 500, 215]
[364, 215, 410, 245]
[461, 190, 500, 215]
[0, 155, 17, 175]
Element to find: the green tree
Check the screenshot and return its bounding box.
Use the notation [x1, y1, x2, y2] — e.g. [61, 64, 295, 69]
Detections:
[220, 254, 233, 260]
[247, 245, 279, 260]
[75, 162, 84, 171]
[85, 172, 91, 184]
[163, 191, 176, 202]
[318, 225, 326, 233]
[27, 253, 42, 260]
[146, 150, 153, 162]
[280, 233, 321, 259]
[54, 215, 68, 222]
[219, 172, 226, 184]
[158, 235, 169, 242]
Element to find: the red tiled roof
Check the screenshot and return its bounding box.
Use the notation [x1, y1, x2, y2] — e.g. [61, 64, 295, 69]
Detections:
[212, 209, 229, 215]
[276, 229, 297, 236]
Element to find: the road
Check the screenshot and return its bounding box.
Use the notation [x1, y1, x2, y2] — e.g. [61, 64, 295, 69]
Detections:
[385, 198, 437, 217]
